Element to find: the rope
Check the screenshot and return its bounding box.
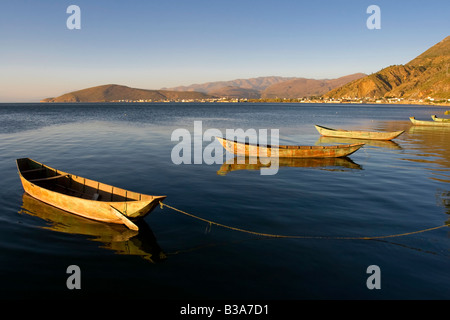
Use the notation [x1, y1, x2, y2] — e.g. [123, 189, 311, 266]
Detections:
[159, 202, 448, 240]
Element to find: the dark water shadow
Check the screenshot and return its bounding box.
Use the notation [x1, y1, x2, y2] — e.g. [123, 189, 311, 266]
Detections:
[19, 193, 166, 263]
[316, 136, 403, 150]
[217, 156, 362, 175]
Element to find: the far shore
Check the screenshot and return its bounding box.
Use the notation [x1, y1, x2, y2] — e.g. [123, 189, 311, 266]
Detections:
[34, 99, 450, 107]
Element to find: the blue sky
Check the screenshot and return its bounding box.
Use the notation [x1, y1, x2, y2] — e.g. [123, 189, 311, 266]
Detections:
[1, 0, 449, 102]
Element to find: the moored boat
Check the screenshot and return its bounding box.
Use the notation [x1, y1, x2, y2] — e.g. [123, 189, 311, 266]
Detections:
[431, 115, 450, 122]
[216, 137, 364, 158]
[410, 117, 450, 126]
[315, 125, 404, 141]
[16, 158, 166, 230]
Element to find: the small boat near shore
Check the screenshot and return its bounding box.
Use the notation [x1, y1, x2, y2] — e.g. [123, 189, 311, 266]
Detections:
[216, 137, 364, 158]
[410, 117, 450, 126]
[431, 115, 450, 122]
[16, 158, 166, 230]
[315, 125, 404, 141]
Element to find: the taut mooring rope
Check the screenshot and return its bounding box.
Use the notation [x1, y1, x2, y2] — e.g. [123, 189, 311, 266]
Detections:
[159, 202, 448, 240]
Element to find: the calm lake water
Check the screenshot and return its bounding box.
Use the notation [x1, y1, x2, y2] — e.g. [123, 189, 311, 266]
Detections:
[0, 103, 449, 301]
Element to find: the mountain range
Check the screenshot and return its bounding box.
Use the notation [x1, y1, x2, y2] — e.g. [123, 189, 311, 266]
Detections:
[41, 74, 365, 102]
[41, 35, 449, 102]
[163, 76, 294, 94]
[260, 74, 366, 99]
[162, 74, 367, 99]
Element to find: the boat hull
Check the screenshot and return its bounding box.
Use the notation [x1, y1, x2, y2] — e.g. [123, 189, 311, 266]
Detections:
[216, 137, 364, 158]
[16, 158, 166, 230]
[315, 125, 404, 141]
[410, 117, 450, 126]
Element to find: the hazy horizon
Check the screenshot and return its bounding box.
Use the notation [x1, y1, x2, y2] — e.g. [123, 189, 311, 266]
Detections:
[1, 0, 449, 102]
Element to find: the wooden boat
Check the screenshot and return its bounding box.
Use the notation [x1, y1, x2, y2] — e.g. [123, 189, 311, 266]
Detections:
[216, 137, 364, 158]
[315, 125, 404, 141]
[16, 158, 166, 231]
[431, 115, 450, 122]
[410, 117, 450, 127]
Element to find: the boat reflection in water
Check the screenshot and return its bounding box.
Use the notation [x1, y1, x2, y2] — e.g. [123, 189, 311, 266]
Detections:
[406, 125, 450, 183]
[217, 156, 362, 175]
[316, 136, 403, 150]
[19, 193, 166, 263]
[437, 190, 450, 214]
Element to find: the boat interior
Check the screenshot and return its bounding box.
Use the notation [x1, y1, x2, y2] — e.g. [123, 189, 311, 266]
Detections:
[17, 158, 150, 202]
[221, 137, 357, 149]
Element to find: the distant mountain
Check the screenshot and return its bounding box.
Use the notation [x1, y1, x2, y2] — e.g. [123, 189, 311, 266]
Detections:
[261, 73, 366, 99]
[208, 86, 261, 99]
[163, 76, 296, 94]
[164, 74, 366, 99]
[41, 84, 212, 102]
[324, 36, 450, 100]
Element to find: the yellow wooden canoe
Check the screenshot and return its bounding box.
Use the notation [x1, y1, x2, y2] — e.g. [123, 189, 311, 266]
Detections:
[16, 158, 166, 231]
[315, 125, 404, 141]
[216, 137, 364, 158]
[410, 117, 450, 126]
[431, 115, 450, 122]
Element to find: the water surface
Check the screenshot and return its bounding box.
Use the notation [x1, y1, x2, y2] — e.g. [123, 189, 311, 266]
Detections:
[0, 103, 449, 300]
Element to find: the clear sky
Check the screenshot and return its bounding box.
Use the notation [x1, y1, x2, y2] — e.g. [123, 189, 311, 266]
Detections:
[1, 0, 449, 102]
